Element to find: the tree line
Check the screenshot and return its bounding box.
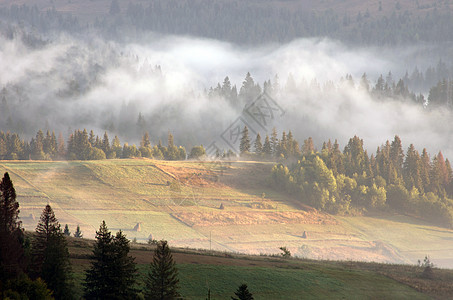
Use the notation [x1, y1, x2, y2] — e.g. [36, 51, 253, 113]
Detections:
[3, 63, 453, 143]
[208, 69, 453, 110]
[0, 129, 208, 161]
[267, 132, 453, 228]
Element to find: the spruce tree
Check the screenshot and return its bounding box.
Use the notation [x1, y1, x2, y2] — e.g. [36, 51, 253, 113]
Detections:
[239, 126, 251, 155]
[270, 128, 278, 155]
[262, 135, 272, 156]
[84, 221, 137, 299]
[84, 221, 114, 299]
[102, 132, 111, 157]
[112, 230, 138, 299]
[74, 225, 83, 238]
[0, 172, 25, 280]
[254, 133, 262, 154]
[32, 204, 72, 299]
[390, 135, 404, 176]
[64, 224, 71, 236]
[141, 132, 151, 148]
[231, 283, 254, 300]
[144, 240, 180, 300]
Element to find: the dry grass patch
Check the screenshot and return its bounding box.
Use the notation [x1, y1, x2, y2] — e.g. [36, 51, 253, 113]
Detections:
[172, 210, 338, 227]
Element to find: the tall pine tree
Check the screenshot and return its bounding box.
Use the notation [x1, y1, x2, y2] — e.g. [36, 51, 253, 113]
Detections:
[254, 133, 262, 154]
[239, 126, 251, 155]
[84, 221, 137, 299]
[231, 283, 254, 300]
[31, 205, 72, 299]
[262, 135, 272, 156]
[0, 172, 25, 281]
[144, 240, 180, 300]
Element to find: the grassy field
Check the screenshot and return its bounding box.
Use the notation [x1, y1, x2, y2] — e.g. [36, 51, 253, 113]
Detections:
[67, 237, 453, 299]
[2, 159, 453, 269]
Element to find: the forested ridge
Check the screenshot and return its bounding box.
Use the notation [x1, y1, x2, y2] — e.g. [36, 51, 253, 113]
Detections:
[4, 0, 453, 45]
[269, 134, 453, 228]
[2, 124, 453, 229]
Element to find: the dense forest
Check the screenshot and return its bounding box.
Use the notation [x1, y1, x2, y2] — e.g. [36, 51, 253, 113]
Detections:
[4, 1, 453, 46]
[267, 133, 453, 228]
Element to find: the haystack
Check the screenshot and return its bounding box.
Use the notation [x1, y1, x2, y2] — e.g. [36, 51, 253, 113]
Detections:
[133, 222, 141, 232]
[302, 231, 307, 238]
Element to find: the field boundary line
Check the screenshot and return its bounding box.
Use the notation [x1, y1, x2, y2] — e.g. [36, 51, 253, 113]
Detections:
[0, 163, 52, 203]
[151, 164, 177, 180]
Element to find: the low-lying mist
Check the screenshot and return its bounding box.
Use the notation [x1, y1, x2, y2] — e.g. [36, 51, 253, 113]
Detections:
[0, 33, 452, 157]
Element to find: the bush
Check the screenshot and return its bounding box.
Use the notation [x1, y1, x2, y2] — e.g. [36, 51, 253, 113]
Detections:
[89, 148, 106, 160]
[189, 145, 206, 159]
[2, 275, 53, 299]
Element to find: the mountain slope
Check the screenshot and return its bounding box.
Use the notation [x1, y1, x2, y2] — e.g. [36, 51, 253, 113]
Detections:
[2, 158, 453, 268]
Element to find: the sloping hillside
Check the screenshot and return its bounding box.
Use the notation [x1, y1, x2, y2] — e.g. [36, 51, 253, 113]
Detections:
[2, 158, 453, 268]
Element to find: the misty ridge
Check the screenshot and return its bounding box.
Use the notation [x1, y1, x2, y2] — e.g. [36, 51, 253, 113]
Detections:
[1, 28, 453, 158]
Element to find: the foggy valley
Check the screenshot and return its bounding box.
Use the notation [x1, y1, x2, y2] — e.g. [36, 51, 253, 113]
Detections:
[2, 0, 453, 299]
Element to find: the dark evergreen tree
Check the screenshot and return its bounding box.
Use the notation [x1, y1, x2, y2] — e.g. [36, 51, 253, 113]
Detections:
[420, 148, 431, 192]
[112, 136, 122, 158]
[89, 130, 96, 147]
[31, 130, 45, 160]
[0, 172, 25, 281]
[270, 128, 278, 155]
[32, 205, 72, 299]
[144, 240, 180, 300]
[276, 131, 288, 158]
[84, 221, 137, 299]
[141, 132, 151, 148]
[239, 126, 251, 155]
[330, 139, 344, 175]
[262, 135, 272, 156]
[360, 73, 370, 92]
[74, 225, 83, 238]
[231, 283, 254, 300]
[166, 132, 180, 160]
[111, 230, 138, 299]
[84, 221, 114, 299]
[390, 135, 404, 176]
[254, 133, 262, 154]
[403, 144, 423, 192]
[102, 132, 111, 158]
[64, 224, 71, 236]
[343, 136, 366, 177]
[239, 72, 260, 104]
